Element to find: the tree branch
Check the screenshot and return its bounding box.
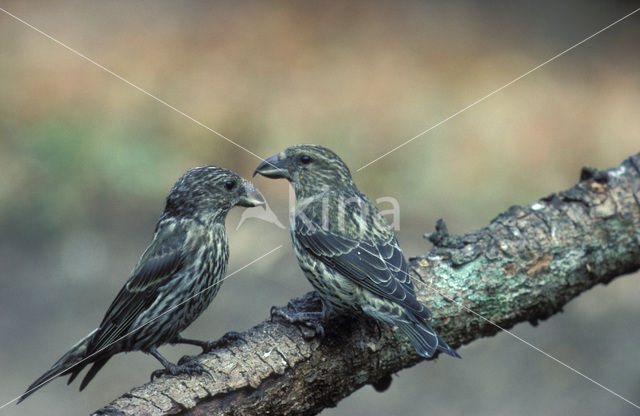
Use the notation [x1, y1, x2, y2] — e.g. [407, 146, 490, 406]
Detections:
[93, 153, 640, 416]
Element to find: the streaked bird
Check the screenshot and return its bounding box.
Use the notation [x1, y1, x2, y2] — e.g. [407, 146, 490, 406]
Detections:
[254, 145, 459, 359]
[19, 166, 265, 403]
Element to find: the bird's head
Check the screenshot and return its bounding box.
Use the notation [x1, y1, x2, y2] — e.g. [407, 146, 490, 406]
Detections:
[164, 166, 265, 223]
[253, 144, 353, 193]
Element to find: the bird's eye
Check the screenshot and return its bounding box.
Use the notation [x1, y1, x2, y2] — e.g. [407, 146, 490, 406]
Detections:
[224, 180, 236, 190]
[300, 155, 312, 164]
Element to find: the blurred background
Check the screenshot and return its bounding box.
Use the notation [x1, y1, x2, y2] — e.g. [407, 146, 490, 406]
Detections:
[1, 1, 639, 414]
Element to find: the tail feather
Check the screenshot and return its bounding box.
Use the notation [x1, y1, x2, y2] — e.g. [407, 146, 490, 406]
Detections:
[79, 357, 110, 391]
[66, 367, 81, 385]
[17, 329, 97, 404]
[395, 315, 460, 359]
[436, 333, 461, 359]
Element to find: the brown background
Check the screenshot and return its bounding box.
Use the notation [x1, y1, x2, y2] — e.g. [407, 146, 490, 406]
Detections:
[1, 1, 639, 414]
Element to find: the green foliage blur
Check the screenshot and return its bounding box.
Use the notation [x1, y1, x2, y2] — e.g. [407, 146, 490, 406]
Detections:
[2, 1, 637, 240]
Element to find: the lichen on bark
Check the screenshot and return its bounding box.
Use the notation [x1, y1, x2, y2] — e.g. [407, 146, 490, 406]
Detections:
[94, 154, 640, 416]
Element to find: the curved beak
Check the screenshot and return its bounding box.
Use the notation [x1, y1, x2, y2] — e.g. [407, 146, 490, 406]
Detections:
[253, 154, 290, 180]
[237, 182, 266, 209]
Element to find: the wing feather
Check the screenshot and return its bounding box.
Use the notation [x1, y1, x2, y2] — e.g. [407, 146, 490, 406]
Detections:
[88, 226, 186, 351]
[294, 194, 431, 320]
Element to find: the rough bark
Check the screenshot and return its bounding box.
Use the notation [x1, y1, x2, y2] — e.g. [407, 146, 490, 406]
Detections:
[93, 153, 640, 416]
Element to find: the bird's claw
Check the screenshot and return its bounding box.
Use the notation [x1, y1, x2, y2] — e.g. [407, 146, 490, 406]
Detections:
[269, 305, 281, 319]
[150, 360, 212, 381]
[270, 305, 325, 339]
[200, 331, 246, 353]
[299, 317, 325, 339]
[177, 354, 197, 366]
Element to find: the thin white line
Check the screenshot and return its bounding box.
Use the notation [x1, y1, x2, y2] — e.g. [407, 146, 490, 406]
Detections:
[297, 212, 640, 409]
[438, 289, 640, 410]
[0, 245, 283, 409]
[356, 8, 640, 172]
[3, 3, 637, 410]
[338, 239, 640, 408]
[0, 7, 268, 165]
[355, 241, 640, 410]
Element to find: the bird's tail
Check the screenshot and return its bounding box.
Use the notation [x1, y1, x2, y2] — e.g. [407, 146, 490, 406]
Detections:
[394, 314, 461, 359]
[17, 328, 98, 404]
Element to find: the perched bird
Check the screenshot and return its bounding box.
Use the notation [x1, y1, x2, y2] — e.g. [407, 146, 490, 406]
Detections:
[19, 166, 265, 403]
[254, 145, 459, 359]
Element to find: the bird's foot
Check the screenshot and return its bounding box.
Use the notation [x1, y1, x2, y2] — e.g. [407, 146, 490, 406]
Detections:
[192, 331, 247, 355]
[360, 315, 384, 341]
[270, 305, 325, 339]
[171, 332, 246, 354]
[202, 331, 246, 352]
[150, 360, 212, 381]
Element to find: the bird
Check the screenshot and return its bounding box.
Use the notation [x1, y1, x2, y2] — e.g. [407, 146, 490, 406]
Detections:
[19, 166, 265, 403]
[254, 144, 459, 359]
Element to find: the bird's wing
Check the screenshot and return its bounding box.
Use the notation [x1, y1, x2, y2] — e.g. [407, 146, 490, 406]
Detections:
[295, 196, 431, 319]
[89, 225, 186, 352]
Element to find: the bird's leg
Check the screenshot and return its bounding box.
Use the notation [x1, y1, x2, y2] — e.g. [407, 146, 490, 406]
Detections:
[373, 319, 383, 340]
[148, 347, 212, 381]
[270, 292, 326, 339]
[358, 314, 384, 341]
[172, 332, 246, 365]
[171, 332, 246, 354]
